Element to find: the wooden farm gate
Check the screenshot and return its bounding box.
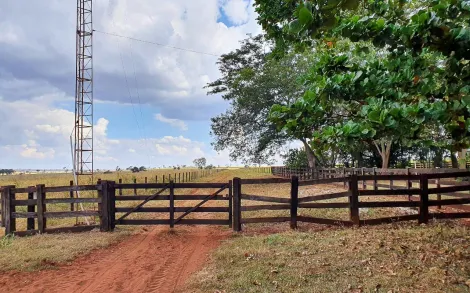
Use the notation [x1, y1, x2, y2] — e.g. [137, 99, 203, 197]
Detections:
[99, 181, 232, 231]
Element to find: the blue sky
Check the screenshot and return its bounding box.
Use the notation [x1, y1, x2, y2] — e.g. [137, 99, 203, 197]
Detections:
[0, 0, 267, 170]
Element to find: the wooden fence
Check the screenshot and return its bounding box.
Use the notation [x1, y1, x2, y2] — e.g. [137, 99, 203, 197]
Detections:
[232, 172, 470, 231]
[2, 171, 470, 235]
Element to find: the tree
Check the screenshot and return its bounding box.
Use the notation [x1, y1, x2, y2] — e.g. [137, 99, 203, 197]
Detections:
[207, 35, 321, 167]
[139, 166, 147, 172]
[258, 0, 470, 168]
[282, 149, 309, 169]
[193, 157, 207, 169]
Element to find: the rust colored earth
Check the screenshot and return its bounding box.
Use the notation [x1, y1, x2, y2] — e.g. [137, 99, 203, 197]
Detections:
[0, 226, 229, 293]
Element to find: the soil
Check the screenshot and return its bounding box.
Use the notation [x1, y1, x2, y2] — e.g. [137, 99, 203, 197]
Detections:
[0, 226, 229, 293]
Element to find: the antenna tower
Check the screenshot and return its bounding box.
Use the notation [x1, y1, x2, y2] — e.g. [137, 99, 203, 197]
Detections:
[74, 0, 93, 183]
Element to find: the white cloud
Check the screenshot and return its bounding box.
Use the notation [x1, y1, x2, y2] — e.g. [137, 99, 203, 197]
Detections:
[154, 113, 188, 131]
[222, 0, 250, 25]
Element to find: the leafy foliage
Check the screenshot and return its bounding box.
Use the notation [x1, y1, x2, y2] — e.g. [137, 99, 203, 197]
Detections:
[193, 157, 207, 169]
[282, 149, 309, 169]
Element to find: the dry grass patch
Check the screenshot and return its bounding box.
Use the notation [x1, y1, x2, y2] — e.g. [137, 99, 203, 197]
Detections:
[185, 221, 470, 293]
[0, 227, 132, 272]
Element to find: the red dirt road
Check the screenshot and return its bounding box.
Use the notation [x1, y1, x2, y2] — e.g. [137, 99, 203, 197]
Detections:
[0, 226, 229, 293]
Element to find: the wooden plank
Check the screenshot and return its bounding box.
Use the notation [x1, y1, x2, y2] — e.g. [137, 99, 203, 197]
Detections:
[241, 194, 290, 203]
[358, 201, 420, 208]
[44, 198, 101, 204]
[115, 207, 230, 213]
[428, 184, 470, 194]
[240, 178, 291, 184]
[290, 176, 299, 229]
[174, 183, 228, 188]
[118, 219, 171, 225]
[419, 174, 429, 224]
[360, 215, 419, 225]
[11, 187, 35, 193]
[176, 219, 230, 225]
[45, 211, 100, 218]
[427, 171, 470, 179]
[27, 187, 35, 230]
[44, 185, 98, 193]
[241, 204, 290, 211]
[233, 177, 242, 231]
[36, 184, 46, 233]
[429, 212, 470, 219]
[297, 216, 353, 226]
[169, 181, 175, 228]
[298, 202, 350, 209]
[298, 191, 350, 203]
[360, 189, 420, 196]
[13, 225, 100, 237]
[349, 174, 360, 226]
[115, 195, 228, 201]
[13, 199, 37, 206]
[428, 198, 470, 206]
[12, 212, 37, 218]
[241, 217, 291, 224]
[3, 186, 14, 234]
[359, 174, 420, 180]
[298, 177, 349, 186]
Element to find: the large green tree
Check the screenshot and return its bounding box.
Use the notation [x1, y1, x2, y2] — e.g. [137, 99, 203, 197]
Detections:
[258, 0, 470, 168]
[207, 35, 321, 167]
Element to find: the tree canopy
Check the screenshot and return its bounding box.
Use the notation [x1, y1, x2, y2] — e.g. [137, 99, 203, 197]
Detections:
[255, 0, 470, 168]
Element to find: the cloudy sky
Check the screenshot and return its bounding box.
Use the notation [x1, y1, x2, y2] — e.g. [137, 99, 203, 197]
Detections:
[0, 0, 268, 170]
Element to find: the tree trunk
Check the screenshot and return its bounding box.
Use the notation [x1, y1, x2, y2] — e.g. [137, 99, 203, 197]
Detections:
[373, 139, 392, 169]
[458, 149, 467, 169]
[451, 152, 459, 168]
[301, 139, 316, 168]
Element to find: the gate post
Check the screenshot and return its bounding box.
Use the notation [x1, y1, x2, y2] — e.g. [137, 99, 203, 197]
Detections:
[349, 175, 360, 226]
[36, 184, 46, 234]
[99, 180, 110, 232]
[228, 180, 233, 228]
[419, 174, 429, 224]
[169, 180, 175, 228]
[2, 186, 15, 234]
[232, 177, 242, 231]
[109, 181, 116, 231]
[290, 176, 299, 229]
[27, 186, 35, 230]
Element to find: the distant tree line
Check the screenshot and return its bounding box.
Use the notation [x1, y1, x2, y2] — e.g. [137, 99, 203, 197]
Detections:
[0, 169, 14, 175]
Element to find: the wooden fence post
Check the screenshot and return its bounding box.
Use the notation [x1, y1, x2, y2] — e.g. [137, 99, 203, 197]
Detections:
[156, 175, 158, 183]
[228, 180, 233, 228]
[27, 186, 35, 230]
[436, 178, 441, 209]
[233, 177, 242, 231]
[390, 171, 394, 190]
[119, 178, 123, 195]
[145, 177, 148, 191]
[290, 176, 299, 229]
[361, 167, 366, 190]
[110, 181, 116, 231]
[133, 178, 137, 195]
[69, 180, 74, 212]
[36, 184, 46, 234]
[406, 167, 411, 200]
[349, 175, 360, 226]
[343, 168, 346, 188]
[169, 180, 175, 228]
[100, 180, 110, 232]
[179, 173, 181, 183]
[419, 174, 429, 224]
[3, 186, 15, 234]
[373, 167, 378, 191]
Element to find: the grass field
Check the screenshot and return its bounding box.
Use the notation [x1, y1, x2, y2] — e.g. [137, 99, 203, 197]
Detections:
[185, 222, 470, 293]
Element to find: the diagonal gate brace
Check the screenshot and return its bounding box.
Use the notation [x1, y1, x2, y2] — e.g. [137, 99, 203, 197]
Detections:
[115, 185, 168, 224]
[173, 184, 228, 225]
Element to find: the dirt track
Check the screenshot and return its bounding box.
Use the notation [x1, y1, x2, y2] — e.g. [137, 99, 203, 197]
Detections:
[0, 226, 228, 293]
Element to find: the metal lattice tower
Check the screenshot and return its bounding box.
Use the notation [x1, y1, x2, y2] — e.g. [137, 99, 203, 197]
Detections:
[74, 0, 93, 182]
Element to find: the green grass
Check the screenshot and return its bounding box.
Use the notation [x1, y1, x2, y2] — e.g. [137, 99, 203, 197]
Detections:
[0, 227, 132, 272]
[185, 222, 470, 293]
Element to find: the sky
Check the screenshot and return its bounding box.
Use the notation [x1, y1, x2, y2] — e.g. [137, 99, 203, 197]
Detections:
[0, 0, 281, 170]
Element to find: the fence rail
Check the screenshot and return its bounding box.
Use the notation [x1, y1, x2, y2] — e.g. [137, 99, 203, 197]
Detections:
[2, 171, 470, 235]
